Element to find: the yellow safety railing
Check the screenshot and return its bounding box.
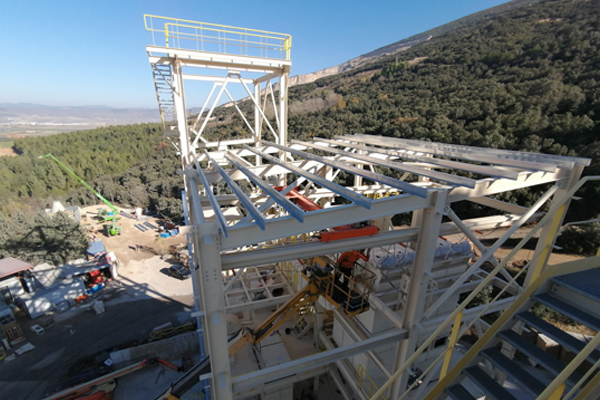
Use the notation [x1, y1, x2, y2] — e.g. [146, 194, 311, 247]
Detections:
[358, 364, 387, 400]
[281, 261, 298, 289]
[369, 175, 600, 400]
[144, 15, 292, 60]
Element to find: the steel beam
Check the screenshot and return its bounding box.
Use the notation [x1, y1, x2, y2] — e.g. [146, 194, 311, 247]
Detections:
[205, 152, 266, 230]
[191, 156, 229, 236]
[468, 196, 528, 214]
[319, 137, 523, 180]
[244, 145, 373, 209]
[188, 188, 232, 400]
[222, 192, 431, 250]
[262, 140, 429, 198]
[147, 46, 291, 70]
[447, 168, 569, 202]
[424, 184, 559, 320]
[225, 152, 304, 222]
[390, 190, 447, 398]
[182, 73, 254, 84]
[294, 140, 477, 188]
[221, 213, 531, 268]
[231, 329, 407, 392]
[344, 133, 574, 172]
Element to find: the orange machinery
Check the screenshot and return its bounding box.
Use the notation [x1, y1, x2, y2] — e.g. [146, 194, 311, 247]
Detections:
[274, 187, 379, 241]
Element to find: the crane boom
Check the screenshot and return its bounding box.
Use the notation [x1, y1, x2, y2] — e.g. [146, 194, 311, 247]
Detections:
[40, 154, 119, 216]
[40, 154, 122, 235]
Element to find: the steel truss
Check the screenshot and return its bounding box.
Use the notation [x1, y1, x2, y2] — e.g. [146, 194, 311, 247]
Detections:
[146, 17, 591, 400]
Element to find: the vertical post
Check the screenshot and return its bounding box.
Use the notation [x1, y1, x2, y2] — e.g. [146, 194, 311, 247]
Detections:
[192, 224, 233, 399]
[187, 177, 232, 400]
[254, 82, 262, 167]
[440, 311, 462, 379]
[525, 165, 584, 287]
[172, 59, 190, 166]
[389, 190, 447, 399]
[278, 70, 289, 186]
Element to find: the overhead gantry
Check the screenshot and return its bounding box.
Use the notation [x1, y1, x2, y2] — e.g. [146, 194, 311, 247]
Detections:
[145, 15, 592, 400]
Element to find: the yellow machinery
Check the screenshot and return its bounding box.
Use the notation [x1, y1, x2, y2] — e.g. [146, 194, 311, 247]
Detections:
[157, 257, 373, 400]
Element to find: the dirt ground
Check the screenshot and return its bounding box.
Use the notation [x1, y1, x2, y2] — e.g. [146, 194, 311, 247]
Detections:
[0, 147, 17, 157]
[1, 208, 593, 399]
[0, 205, 195, 400]
[80, 204, 187, 265]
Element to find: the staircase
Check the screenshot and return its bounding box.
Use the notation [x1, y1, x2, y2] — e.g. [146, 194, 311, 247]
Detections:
[441, 268, 600, 400]
[151, 63, 178, 136]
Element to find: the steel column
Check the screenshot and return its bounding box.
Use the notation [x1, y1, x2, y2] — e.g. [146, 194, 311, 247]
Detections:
[390, 190, 447, 399]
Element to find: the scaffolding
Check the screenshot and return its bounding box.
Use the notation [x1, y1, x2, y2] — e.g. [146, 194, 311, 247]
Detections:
[145, 16, 597, 400]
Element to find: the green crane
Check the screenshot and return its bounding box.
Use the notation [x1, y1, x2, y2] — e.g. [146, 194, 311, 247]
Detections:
[40, 154, 122, 236]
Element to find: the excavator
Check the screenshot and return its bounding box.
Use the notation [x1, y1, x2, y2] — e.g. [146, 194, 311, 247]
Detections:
[40, 154, 122, 236]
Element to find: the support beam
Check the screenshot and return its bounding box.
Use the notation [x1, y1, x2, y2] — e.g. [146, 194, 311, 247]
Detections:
[264, 140, 429, 198]
[424, 184, 558, 320]
[293, 140, 477, 188]
[231, 329, 407, 393]
[188, 189, 233, 400]
[389, 190, 447, 398]
[221, 213, 532, 269]
[244, 145, 373, 209]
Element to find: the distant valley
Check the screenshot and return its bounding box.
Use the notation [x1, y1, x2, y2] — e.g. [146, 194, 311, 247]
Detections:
[0, 103, 161, 139]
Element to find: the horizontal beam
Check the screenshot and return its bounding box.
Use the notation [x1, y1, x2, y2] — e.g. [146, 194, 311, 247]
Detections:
[344, 134, 564, 172]
[244, 145, 373, 209]
[231, 329, 407, 392]
[448, 168, 569, 203]
[320, 138, 523, 180]
[225, 152, 305, 223]
[206, 152, 266, 230]
[182, 74, 254, 84]
[201, 159, 321, 184]
[221, 192, 432, 250]
[220, 212, 530, 269]
[263, 140, 429, 198]
[293, 140, 477, 188]
[147, 46, 290, 71]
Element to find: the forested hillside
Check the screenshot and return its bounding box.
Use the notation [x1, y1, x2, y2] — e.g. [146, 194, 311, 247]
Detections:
[0, 124, 184, 264]
[2, 0, 600, 260]
[0, 124, 163, 201]
[283, 0, 600, 222]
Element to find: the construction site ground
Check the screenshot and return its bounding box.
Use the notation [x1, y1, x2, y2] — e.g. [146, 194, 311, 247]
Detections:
[0, 206, 588, 400]
[0, 205, 195, 400]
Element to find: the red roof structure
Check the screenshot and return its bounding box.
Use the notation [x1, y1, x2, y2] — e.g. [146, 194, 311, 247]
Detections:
[0, 257, 33, 279]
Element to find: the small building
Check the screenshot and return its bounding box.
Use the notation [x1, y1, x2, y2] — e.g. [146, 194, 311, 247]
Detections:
[45, 200, 82, 223]
[15, 278, 87, 319]
[0, 257, 34, 304]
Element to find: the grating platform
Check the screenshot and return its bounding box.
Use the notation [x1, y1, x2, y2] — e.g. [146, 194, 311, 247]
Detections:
[553, 267, 600, 302]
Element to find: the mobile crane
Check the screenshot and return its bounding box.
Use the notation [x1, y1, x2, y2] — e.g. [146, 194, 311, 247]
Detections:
[40, 154, 122, 236]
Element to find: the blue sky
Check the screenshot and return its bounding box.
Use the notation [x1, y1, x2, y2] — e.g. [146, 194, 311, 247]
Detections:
[0, 0, 510, 109]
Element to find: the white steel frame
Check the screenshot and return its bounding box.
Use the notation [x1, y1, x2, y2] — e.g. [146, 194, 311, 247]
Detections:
[146, 21, 591, 400]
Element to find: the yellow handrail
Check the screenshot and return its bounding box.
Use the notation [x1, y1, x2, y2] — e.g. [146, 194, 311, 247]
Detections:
[358, 364, 387, 400]
[370, 175, 600, 400]
[144, 14, 292, 60]
[422, 256, 600, 400]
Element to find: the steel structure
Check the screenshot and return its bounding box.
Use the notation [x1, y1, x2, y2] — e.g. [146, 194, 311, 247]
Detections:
[145, 16, 596, 400]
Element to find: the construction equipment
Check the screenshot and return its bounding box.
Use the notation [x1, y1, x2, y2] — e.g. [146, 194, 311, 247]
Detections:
[275, 187, 380, 241]
[40, 154, 122, 236]
[156, 260, 373, 400]
[43, 358, 181, 400]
